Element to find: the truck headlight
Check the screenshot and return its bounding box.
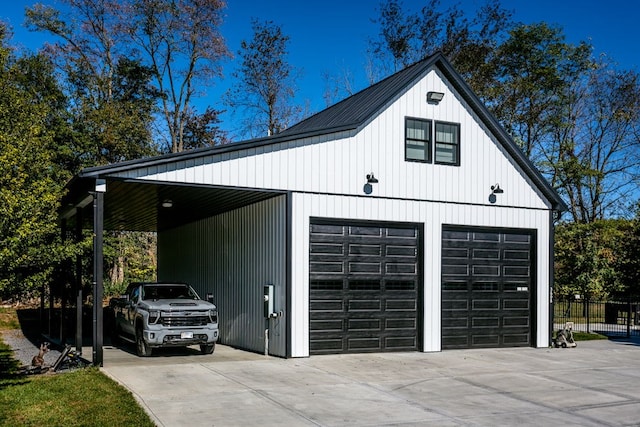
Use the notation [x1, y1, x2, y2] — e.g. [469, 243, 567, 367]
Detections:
[209, 309, 218, 323]
[149, 310, 160, 324]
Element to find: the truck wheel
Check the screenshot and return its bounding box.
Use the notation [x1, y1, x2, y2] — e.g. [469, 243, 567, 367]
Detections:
[200, 343, 215, 355]
[136, 329, 152, 357]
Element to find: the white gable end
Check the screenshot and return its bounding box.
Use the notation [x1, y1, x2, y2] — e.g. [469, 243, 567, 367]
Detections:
[112, 67, 548, 210]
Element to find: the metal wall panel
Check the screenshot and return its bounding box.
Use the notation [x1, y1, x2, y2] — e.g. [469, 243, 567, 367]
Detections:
[157, 195, 287, 356]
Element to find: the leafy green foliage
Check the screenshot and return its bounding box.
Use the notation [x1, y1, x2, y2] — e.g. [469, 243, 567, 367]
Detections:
[554, 220, 632, 299]
[0, 29, 77, 300]
[486, 23, 593, 158]
[103, 231, 157, 297]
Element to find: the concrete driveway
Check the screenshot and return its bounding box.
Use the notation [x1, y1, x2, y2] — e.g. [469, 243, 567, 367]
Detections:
[101, 339, 640, 426]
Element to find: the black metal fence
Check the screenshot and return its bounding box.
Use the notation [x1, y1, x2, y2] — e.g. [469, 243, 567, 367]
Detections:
[553, 298, 640, 337]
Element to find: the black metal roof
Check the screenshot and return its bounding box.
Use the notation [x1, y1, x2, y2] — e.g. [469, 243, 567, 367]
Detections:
[64, 52, 566, 232]
[276, 57, 432, 138]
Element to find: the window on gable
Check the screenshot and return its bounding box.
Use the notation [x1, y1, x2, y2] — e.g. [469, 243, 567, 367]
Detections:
[435, 122, 460, 165]
[405, 117, 460, 166]
[405, 118, 431, 162]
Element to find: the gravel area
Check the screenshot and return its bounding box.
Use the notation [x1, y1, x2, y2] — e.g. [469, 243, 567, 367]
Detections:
[2, 329, 62, 368]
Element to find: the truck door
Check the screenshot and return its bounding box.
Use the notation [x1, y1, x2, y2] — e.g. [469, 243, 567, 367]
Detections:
[124, 286, 140, 335]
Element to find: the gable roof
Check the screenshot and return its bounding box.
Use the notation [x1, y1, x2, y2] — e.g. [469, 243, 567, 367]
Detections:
[75, 52, 566, 212]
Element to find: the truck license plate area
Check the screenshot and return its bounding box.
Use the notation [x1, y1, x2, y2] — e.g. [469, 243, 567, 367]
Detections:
[181, 331, 194, 339]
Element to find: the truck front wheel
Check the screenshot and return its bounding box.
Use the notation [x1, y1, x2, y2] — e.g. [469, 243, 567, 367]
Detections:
[136, 329, 153, 357]
[200, 343, 215, 355]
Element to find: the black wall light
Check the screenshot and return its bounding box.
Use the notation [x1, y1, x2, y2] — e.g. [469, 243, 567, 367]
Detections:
[364, 173, 378, 194]
[427, 91, 445, 103]
[489, 184, 503, 204]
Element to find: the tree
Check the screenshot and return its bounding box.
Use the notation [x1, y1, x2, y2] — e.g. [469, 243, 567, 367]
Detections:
[618, 205, 640, 297]
[70, 57, 161, 166]
[554, 220, 626, 299]
[486, 23, 593, 159]
[27, 0, 229, 154]
[26, 0, 160, 167]
[120, 0, 230, 152]
[550, 61, 640, 222]
[369, 0, 419, 73]
[0, 25, 73, 299]
[225, 19, 302, 138]
[182, 106, 229, 150]
[368, 0, 513, 87]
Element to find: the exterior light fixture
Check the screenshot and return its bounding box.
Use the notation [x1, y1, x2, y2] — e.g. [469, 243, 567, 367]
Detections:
[364, 173, 379, 195]
[427, 91, 445, 103]
[161, 199, 173, 208]
[491, 184, 504, 194]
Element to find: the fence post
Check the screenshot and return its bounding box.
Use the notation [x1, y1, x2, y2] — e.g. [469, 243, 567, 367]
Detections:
[627, 298, 632, 339]
[586, 297, 590, 333]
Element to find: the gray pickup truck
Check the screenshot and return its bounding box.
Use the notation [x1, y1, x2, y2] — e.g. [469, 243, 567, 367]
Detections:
[110, 282, 218, 357]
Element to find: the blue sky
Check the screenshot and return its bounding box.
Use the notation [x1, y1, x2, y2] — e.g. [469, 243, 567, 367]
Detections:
[2, 0, 639, 135]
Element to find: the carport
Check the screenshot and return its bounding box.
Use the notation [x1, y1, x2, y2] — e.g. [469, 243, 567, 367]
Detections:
[60, 165, 286, 366]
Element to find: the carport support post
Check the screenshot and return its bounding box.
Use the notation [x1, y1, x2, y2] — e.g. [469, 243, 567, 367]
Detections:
[92, 180, 105, 367]
[75, 208, 83, 353]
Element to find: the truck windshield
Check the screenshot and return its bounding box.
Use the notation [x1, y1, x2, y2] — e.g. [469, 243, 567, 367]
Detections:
[142, 285, 198, 300]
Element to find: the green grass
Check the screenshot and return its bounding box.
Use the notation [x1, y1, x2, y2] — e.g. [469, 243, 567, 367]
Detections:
[0, 309, 154, 427]
[0, 308, 20, 330]
[572, 331, 608, 341]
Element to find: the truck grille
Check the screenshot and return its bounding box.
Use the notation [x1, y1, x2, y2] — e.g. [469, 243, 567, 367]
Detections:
[160, 316, 210, 327]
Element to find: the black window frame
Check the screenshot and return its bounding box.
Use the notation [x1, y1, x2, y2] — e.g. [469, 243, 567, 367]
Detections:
[404, 117, 460, 166]
[405, 117, 432, 163]
[434, 121, 460, 166]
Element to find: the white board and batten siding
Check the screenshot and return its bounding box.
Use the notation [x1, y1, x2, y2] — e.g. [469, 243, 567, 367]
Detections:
[112, 64, 553, 357]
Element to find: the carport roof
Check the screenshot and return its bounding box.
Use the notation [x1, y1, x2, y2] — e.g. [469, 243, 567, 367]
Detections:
[62, 178, 284, 232]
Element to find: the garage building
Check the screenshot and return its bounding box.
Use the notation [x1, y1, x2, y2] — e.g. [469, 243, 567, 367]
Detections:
[63, 52, 565, 359]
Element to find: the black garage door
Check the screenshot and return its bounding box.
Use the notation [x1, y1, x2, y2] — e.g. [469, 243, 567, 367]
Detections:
[309, 221, 421, 354]
[441, 227, 535, 349]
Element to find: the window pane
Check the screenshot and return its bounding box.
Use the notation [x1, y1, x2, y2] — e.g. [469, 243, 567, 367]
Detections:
[407, 147, 426, 161]
[407, 119, 429, 140]
[435, 143, 456, 164]
[406, 118, 431, 162]
[435, 123, 458, 144]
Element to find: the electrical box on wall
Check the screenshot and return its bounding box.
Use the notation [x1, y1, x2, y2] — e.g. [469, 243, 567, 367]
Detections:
[264, 284, 274, 318]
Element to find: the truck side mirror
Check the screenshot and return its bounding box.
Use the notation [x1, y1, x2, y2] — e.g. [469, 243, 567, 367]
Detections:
[206, 293, 214, 303]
